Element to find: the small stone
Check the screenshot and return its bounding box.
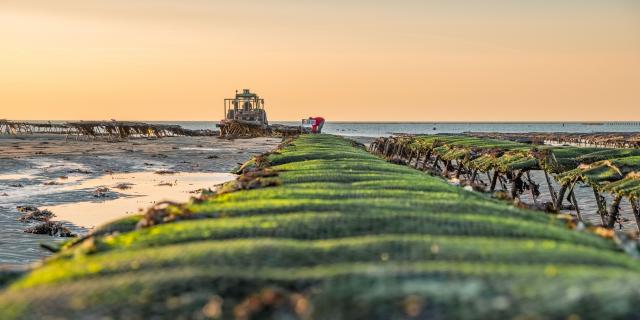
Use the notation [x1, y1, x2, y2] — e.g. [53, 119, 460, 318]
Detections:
[68, 168, 92, 174]
[24, 221, 75, 237]
[93, 187, 111, 198]
[16, 205, 39, 213]
[154, 170, 176, 175]
[18, 208, 55, 222]
[113, 183, 133, 190]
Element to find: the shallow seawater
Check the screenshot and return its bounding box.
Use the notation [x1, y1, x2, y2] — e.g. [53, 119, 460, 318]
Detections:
[465, 170, 639, 232]
[0, 164, 235, 266]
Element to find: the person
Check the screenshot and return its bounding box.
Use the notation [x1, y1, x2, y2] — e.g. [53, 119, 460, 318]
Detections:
[311, 116, 325, 134]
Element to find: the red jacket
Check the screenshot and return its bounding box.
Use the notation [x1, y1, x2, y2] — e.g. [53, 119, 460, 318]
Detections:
[311, 117, 325, 133]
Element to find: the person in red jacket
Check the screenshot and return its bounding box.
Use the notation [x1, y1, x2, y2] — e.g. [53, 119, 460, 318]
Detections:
[310, 116, 325, 134]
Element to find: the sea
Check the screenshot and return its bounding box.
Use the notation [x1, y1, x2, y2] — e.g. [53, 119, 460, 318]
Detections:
[13, 121, 640, 136]
[161, 121, 640, 137]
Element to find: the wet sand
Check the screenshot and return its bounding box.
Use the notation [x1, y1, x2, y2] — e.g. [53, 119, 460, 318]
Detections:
[43, 171, 236, 228]
[0, 135, 282, 266]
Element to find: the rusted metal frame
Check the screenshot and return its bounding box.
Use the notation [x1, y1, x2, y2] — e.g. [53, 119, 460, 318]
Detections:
[413, 150, 422, 169]
[421, 149, 433, 171]
[375, 140, 383, 153]
[404, 146, 412, 163]
[396, 144, 404, 161]
[525, 171, 538, 205]
[407, 148, 415, 166]
[564, 181, 582, 221]
[554, 183, 569, 212]
[394, 143, 403, 161]
[605, 195, 623, 228]
[367, 140, 377, 153]
[489, 169, 500, 192]
[388, 142, 397, 159]
[571, 191, 583, 222]
[593, 187, 608, 226]
[442, 160, 456, 178]
[509, 170, 525, 199]
[470, 169, 478, 185]
[498, 174, 508, 191]
[442, 160, 450, 176]
[543, 170, 558, 204]
[383, 140, 391, 157]
[455, 159, 465, 179]
[432, 155, 442, 173]
[631, 198, 640, 233]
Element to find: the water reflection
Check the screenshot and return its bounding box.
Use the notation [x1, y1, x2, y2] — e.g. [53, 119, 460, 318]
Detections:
[44, 171, 235, 229]
[0, 170, 235, 266]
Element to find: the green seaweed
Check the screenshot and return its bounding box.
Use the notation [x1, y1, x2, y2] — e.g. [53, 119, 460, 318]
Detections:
[1, 134, 639, 319]
[375, 135, 640, 199]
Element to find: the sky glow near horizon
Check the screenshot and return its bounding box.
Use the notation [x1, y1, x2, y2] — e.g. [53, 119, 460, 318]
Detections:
[1, 0, 639, 121]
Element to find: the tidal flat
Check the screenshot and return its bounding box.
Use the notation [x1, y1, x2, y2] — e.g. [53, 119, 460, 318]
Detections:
[0, 134, 281, 266]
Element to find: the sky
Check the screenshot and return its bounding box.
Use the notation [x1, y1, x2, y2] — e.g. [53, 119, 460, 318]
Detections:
[1, 0, 639, 121]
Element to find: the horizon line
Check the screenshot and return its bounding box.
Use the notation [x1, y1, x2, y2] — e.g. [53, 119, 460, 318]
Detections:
[6, 119, 640, 124]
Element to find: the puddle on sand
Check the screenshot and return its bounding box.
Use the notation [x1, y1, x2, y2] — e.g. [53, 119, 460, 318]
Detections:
[0, 173, 36, 180]
[43, 171, 235, 229]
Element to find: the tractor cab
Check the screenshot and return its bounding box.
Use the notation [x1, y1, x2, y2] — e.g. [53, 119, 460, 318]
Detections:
[223, 89, 268, 126]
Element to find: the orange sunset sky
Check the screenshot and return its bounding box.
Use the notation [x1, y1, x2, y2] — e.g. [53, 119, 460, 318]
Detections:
[1, 0, 639, 121]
